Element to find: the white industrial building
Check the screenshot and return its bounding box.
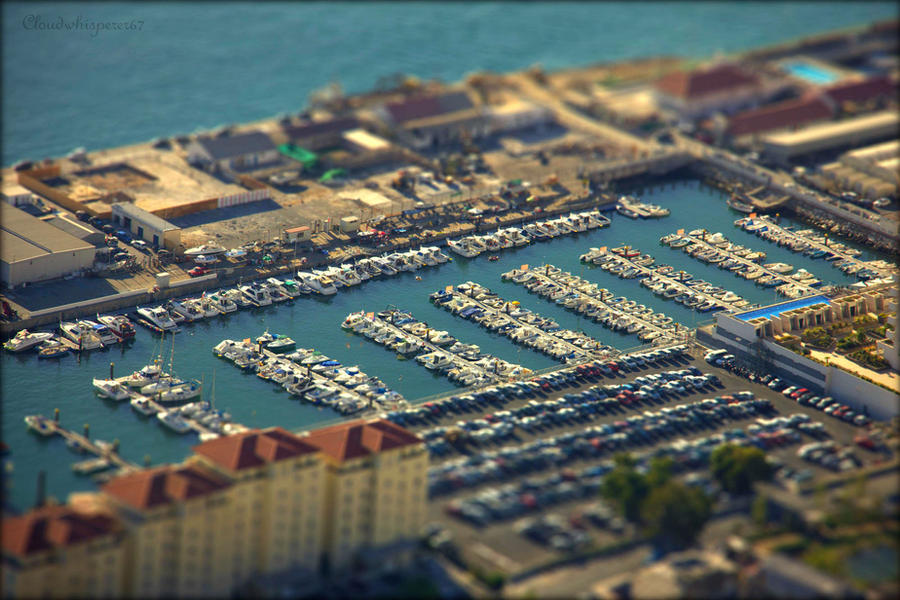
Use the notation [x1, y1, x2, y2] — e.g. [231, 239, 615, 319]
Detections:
[111, 203, 182, 250]
[1, 203, 96, 288]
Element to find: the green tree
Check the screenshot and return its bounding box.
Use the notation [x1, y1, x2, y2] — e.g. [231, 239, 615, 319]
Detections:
[601, 454, 650, 522]
[646, 456, 674, 488]
[640, 481, 711, 549]
[710, 445, 773, 495]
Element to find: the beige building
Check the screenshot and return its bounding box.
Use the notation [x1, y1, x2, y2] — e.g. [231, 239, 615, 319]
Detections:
[1, 503, 125, 599]
[1, 203, 97, 288]
[100, 463, 235, 598]
[301, 418, 427, 573]
[192, 427, 325, 580]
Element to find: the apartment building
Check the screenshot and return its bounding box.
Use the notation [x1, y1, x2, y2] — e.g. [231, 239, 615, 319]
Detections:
[191, 427, 325, 579]
[100, 463, 234, 598]
[2, 503, 125, 599]
[1, 420, 427, 597]
[302, 419, 427, 573]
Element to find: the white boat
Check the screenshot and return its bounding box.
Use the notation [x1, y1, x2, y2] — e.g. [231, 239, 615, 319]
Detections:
[59, 322, 103, 350]
[167, 299, 204, 322]
[137, 306, 178, 331]
[372, 257, 397, 276]
[193, 254, 220, 265]
[130, 396, 159, 416]
[446, 238, 480, 258]
[92, 378, 131, 401]
[221, 288, 251, 308]
[240, 283, 273, 306]
[299, 272, 338, 295]
[157, 381, 202, 403]
[119, 360, 168, 388]
[207, 292, 238, 313]
[156, 410, 192, 433]
[3, 330, 54, 352]
[97, 315, 136, 340]
[184, 243, 227, 258]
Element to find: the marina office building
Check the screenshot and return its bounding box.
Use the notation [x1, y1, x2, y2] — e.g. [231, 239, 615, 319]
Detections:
[701, 287, 899, 420]
[1, 203, 96, 288]
[110, 203, 182, 250]
[1, 419, 427, 598]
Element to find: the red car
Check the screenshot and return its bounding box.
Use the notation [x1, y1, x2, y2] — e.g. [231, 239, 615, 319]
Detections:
[790, 388, 809, 400]
[188, 266, 210, 277]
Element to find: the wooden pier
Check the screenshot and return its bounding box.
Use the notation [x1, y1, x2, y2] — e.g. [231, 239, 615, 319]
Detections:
[39, 417, 140, 474]
[581, 247, 747, 311]
[435, 283, 617, 362]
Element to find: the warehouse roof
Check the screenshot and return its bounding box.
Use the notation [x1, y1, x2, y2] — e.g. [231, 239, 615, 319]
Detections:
[655, 64, 759, 100]
[1, 203, 93, 264]
[111, 202, 179, 232]
[385, 91, 475, 124]
[727, 95, 834, 137]
[763, 110, 898, 147]
[193, 131, 276, 161]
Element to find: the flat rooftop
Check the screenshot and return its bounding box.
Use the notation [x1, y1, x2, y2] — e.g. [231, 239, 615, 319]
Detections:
[736, 295, 831, 321]
[1, 203, 93, 264]
[763, 111, 898, 147]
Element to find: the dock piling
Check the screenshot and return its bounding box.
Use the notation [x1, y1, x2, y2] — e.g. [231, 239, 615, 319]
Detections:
[83, 423, 89, 440]
[53, 408, 59, 422]
[109, 362, 115, 379]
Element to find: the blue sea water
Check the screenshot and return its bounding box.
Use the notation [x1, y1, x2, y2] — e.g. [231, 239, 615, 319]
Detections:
[2, 1, 896, 164]
[2, 2, 898, 511]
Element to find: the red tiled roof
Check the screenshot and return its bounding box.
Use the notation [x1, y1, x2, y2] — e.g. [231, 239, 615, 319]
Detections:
[727, 95, 834, 137]
[823, 76, 896, 105]
[2, 505, 119, 557]
[303, 419, 421, 463]
[192, 427, 318, 472]
[101, 464, 230, 510]
[385, 92, 475, 124]
[656, 64, 760, 100]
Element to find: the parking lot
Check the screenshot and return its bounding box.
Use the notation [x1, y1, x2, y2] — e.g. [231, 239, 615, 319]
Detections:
[384, 346, 885, 576]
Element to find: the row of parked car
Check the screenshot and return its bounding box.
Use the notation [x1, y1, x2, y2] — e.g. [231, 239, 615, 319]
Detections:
[440, 404, 787, 529]
[420, 366, 723, 456]
[429, 392, 775, 498]
[382, 345, 691, 431]
[707, 349, 872, 428]
[797, 440, 862, 473]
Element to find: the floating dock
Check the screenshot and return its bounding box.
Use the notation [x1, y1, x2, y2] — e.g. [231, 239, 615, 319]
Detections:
[431, 282, 617, 363]
[502, 265, 682, 345]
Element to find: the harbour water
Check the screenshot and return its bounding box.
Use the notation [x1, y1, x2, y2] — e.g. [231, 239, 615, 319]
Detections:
[2, 180, 890, 511]
[2, 2, 896, 164]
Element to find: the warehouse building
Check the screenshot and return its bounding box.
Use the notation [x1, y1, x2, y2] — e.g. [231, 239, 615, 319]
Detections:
[41, 213, 105, 246]
[762, 110, 899, 165]
[111, 202, 182, 250]
[821, 139, 899, 198]
[377, 90, 487, 149]
[1, 203, 97, 288]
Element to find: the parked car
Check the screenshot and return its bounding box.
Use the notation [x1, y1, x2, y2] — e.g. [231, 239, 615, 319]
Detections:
[188, 266, 210, 277]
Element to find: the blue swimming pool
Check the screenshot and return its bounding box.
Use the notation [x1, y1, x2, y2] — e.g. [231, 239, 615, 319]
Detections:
[782, 60, 840, 85]
[736, 295, 831, 321]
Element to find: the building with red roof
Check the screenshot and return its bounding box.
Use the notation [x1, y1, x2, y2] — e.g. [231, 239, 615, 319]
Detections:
[192, 427, 325, 579]
[823, 75, 897, 109]
[654, 63, 781, 120]
[377, 89, 486, 149]
[726, 94, 835, 139]
[2, 504, 125, 598]
[300, 418, 426, 572]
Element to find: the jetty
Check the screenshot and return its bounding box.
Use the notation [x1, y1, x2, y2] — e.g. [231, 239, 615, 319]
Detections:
[663, 229, 825, 299]
[430, 282, 617, 363]
[736, 215, 896, 281]
[502, 264, 683, 345]
[26, 414, 139, 474]
[343, 309, 532, 387]
[580, 246, 750, 312]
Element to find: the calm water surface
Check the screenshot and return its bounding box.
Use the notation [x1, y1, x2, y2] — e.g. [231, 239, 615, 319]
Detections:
[2, 181, 890, 511]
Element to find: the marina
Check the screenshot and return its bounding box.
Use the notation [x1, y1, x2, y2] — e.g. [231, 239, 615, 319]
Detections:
[661, 229, 829, 299]
[343, 308, 533, 387]
[3, 180, 890, 511]
[24, 414, 139, 477]
[214, 336, 406, 414]
[579, 246, 752, 312]
[736, 215, 896, 281]
[502, 264, 684, 345]
[430, 281, 618, 363]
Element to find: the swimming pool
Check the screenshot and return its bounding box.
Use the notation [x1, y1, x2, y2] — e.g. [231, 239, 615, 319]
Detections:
[736, 295, 831, 321]
[782, 60, 841, 85]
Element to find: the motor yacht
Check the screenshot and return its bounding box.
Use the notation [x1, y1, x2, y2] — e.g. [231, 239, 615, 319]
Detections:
[167, 299, 204, 322]
[184, 243, 227, 258]
[97, 314, 136, 340]
[157, 381, 202, 403]
[156, 410, 192, 433]
[130, 396, 159, 416]
[207, 291, 238, 313]
[3, 329, 54, 352]
[240, 283, 273, 306]
[299, 272, 338, 295]
[59, 321, 103, 350]
[92, 378, 130, 401]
